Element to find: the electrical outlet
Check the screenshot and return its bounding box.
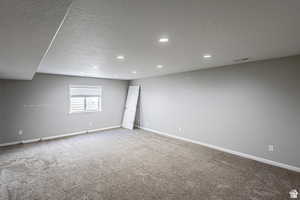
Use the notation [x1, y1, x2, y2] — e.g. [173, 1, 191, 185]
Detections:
[18, 130, 23, 135]
[178, 127, 182, 132]
[268, 145, 274, 152]
[89, 122, 93, 126]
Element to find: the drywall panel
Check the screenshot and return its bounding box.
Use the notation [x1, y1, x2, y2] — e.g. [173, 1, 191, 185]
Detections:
[0, 74, 128, 143]
[0, 0, 72, 80]
[122, 86, 140, 129]
[131, 55, 300, 167]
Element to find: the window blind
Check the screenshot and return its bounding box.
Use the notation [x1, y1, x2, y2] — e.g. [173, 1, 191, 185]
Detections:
[69, 85, 101, 113]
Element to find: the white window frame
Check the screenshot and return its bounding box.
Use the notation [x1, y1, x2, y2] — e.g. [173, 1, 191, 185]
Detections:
[69, 85, 102, 114]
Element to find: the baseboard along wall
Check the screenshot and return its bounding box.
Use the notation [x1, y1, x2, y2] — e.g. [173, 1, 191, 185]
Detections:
[0, 125, 121, 147]
[138, 126, 300, 173]
[2, 125, 299, 173]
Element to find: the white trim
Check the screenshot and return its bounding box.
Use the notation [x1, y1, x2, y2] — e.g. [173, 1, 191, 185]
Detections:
[41, 130, 87, 141]
[22, 138, 41, 144]
[0, 141, 21, 147]
[0, 126, 121, 147]
[138, 126, 300, 173]
[87, 125, 121, 133]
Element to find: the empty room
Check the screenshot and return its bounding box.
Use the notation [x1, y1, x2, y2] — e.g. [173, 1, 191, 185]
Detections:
[1, 0, 300, 199]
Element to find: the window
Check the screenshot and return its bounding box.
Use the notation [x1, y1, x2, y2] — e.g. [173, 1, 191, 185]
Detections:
[69, 85, 101, 113]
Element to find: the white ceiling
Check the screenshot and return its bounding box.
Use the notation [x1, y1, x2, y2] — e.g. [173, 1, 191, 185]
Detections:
[2, 0, 300, 80]
[0, 0, 72, 80]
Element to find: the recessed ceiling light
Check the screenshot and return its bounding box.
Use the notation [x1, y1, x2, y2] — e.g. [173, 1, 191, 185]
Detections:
[203, 54, 212, 58]
[159, 37, 169, 43]
[131, 71, 137, 74]
[156, 65, 163, 69]
[116, 55, 125, 60]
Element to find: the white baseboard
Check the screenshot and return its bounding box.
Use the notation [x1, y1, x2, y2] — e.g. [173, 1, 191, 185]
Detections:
[0, 125, 121, 147]
[41, 130, 87, 141]
[87, 125, 121, 133]
[138, 126, 300, 173]
[0, 141, 21, 147]
[22, 138, 41, 144]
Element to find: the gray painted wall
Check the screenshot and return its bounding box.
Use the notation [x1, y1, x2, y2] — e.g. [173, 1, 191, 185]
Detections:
[0, 82, 3, 133]
[131, 56, 300, 167]
[0, 74, 128, 144]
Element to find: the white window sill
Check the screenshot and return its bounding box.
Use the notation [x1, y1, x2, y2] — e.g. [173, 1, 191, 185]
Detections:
[69, 111, 101, 114]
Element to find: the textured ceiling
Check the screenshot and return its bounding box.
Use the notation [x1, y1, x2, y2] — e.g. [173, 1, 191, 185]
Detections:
[2, 0, 300, 80]
[38, 0, 300, 80]
[0, 0, 72, 80]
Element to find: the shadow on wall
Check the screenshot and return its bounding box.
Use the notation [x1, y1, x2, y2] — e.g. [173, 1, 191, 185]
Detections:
[134, 86, 142, 127]
[0, 82, 3, 138]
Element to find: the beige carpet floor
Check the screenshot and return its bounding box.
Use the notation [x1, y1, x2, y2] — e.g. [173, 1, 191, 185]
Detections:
[0, 128, 299, 200]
